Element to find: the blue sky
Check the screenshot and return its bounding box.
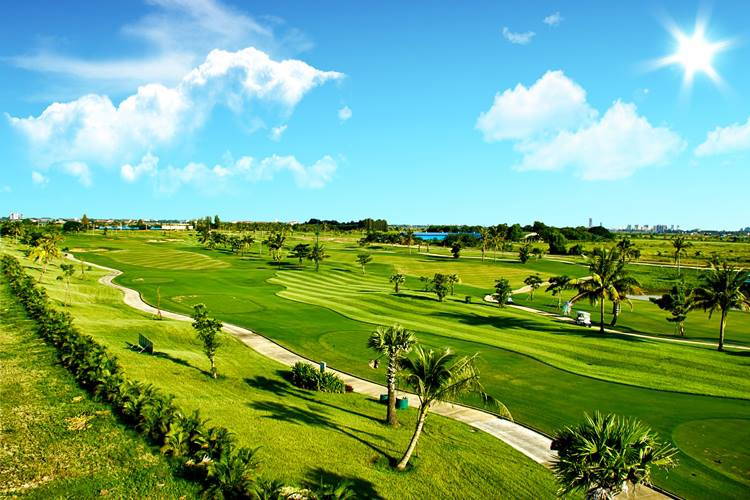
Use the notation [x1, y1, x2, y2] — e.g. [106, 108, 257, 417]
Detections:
[1, 0, 749, 229]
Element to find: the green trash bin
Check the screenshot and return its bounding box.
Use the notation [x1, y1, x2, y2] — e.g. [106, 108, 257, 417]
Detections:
[379, 394, 389, 404]
[396, 397, 409, 410]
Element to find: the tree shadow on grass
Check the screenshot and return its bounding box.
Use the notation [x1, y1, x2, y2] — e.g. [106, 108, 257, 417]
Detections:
[393, 292, 438, 302]
[147, 350, 214, 378]
[248, 400, 395, 462]
[244, 374, 382, 424]
[303, 467, 384, 500]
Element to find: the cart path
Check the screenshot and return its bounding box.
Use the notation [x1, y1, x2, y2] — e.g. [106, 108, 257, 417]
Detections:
[70, 255, 667, 500]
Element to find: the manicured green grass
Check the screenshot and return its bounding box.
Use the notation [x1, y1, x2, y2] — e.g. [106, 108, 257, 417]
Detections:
[0, 278, 198, 498]
[59, 231, 750, 499]
[4, 243, 561, 499]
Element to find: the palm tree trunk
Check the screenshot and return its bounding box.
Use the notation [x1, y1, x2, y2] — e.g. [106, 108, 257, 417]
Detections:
[600, 297, 605, 333]
[397, 407, 427, 470]
[610, 301, 620, 327]
[386, 357, 398, 426]
[210, 357, 217, 379]
[718, 309, 727, 351]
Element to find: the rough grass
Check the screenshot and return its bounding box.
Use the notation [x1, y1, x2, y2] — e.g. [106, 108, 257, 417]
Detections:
[60, 231, 750, 499]
[2, 244, 561, 500]
[0, 279, 198, 498]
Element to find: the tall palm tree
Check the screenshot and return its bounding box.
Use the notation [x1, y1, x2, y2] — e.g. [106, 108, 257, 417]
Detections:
[546, 275, 573, 309]
[615, 237, 639, 263]
[692, 259, 750, 351]
[308, 243, 329, 272]
[28, 233, 62, 282]
[523, 274, 543, 301]
[367, 324, 417, 426]
[404, 227, 415, 254]
[479, 227, 490, 262]
[672, 236, 692, 274]
[570, 248, 639, 333]
[356, 253, 372, 274]
[396, 347, 507, 470]
[447, 273, 459, 295]
[551, 412, 678, 500]
[609, 274, 642, 327]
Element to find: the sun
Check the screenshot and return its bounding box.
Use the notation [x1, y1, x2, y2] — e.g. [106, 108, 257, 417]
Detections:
[653, 17, 732, 89]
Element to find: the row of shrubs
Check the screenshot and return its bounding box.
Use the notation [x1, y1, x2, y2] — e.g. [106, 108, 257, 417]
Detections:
[0, 255, 350, 499]
[291, 362, 347, 393]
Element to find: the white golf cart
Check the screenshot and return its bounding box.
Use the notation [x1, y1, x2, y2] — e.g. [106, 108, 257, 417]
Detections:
[575, 311, 592, 327]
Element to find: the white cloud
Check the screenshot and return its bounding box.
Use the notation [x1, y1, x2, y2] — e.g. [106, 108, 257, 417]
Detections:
[695, 116, 750, 156]
[514, 101, 685, 180]
[476, 70, 596, 141]
[543, 12, 563, 27]
[155, 153, 337, 194]
[269, 124, 287, 141]
[8, 47, 343, 170]
[121, 152, 159, 182]
[502, 27, 535, 45]
[477, 71, 685, 180]
[338, 105, 352, 122]
[9, 0, 312, 92]
[31, 171, 48, 185]
[62, 161, 93, 186]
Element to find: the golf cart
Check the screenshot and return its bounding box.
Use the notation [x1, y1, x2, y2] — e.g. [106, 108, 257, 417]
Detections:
[575, 311, 592, 327]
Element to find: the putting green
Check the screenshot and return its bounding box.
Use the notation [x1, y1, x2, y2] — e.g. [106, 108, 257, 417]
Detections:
[107, 248, 228, 270]
[673, 419, 750, 486]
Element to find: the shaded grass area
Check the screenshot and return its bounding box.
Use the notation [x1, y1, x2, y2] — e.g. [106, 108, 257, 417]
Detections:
[61, 232, 750, 499]
[0, 279, 198, 498]
[4, 246, 560, 500]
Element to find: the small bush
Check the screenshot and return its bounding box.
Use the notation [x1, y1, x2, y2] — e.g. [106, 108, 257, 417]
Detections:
[290, 362, 345, 393]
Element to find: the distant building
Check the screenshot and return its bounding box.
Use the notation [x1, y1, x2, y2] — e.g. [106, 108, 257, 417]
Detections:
[588, 217, 592, 228]
[161, 224, 193, 231]
[9, 212, 22, 220]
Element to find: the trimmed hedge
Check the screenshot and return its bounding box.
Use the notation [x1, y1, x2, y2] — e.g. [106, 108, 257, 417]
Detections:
[291, 362, 346, 393]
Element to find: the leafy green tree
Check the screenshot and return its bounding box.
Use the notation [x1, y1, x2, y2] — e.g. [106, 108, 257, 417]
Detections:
[356, 253, 373, 274]
[692, 259, 750, 350]
[672, 236, 692, 273]
[494, 278, 512, 307]
[547, 231, 568, 255]
[570, 248, 640, 333]
[396, 347, 506, 470]
[430, 273, 449, 302]
[58, 263, 76, 306]
[389, 273, 405, 293]
[523, 274, 543, 301]
[290, 243, 311, 265]
[546, 275, 573, 309]
[507, 223, 524, 242]
[532, 246, 544, 260]
[450, 242, 461, 259]
[81, 213, 90, 231]
[367, 324, 417, 426]
[518, 244, 532, 264]
[28, 233, 63, 282]
[404, 227, 415, 254]
[191, 304, 223, 379]
[551, 412, 678, 500]
[266, 232, 287, 262]
[650, 281, 694, 336]
[308, 243, 329, 272]
[447, 273, 459, 295]
[241, 234, 255, 256]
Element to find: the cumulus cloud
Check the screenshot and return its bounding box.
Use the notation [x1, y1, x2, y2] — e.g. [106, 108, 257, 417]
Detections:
[502, 27, 535, 45]
[31, 171, 48, 185]
[477, 71, 685, 180]
[476, 70, 596, 141]
[269, 124, 287, 141]
[62, 161, 93, 186]
[9, 0, 312, 92]
[8, 47, 343, 173]
[338, 105, 352, 122]
[543, 12, 564, 27]
[121, 152, 159, 182]
[695, 116, 750, 156]
[153, 153, 337, 194]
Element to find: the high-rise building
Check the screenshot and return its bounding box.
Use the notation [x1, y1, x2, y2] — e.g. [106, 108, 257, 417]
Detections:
[588, 217, 592, 228]
[9, 212, 22, 220]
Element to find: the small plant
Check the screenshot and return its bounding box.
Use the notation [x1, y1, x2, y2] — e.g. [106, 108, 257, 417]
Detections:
[191, 304, 223, 379]
[290, 362, 345, 393]
[493, 278, 512, 307]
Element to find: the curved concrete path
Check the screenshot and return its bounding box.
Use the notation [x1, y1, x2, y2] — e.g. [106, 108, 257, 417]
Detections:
[70, 255, 667, 499]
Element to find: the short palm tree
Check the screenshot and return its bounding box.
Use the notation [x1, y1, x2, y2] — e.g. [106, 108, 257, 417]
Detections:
[692, 259, 750, 351]
[356, 253, 372, 274]
[404, 227, 415, 254]
[546, 275, 573, 309]
[447, 273, 459, 295]
[551, 412, 678, 500]
[28, 233, 62, 282]
[367, 324, 416, 426]
[308, 243, 329, 272]
[672, 236, 692, 274]
[396, 347, 508, 470]
[389, 273, 405, 293]
[523, 274, 543, 301]
[650, 281, 694, 337]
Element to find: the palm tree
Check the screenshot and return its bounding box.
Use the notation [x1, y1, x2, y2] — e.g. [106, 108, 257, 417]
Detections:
[447, 273, 459, 295]
[551, 412, 678, 500]
[356, 253, 372, 274]
[266, 232, 287, 262]
[692, 259, 750, 351]
[479, 227, 490, 262]
[28, 233, 62, 282]
[546, 275, 573, 309]
[308, 243, 329, 272]
[58, 263, 76, 306]
[518, 244, 531, 264]
[672, 236, 692, 274]
[396, 347, 507, 470]
[291, 243, 311, 265]
[523, 274, 543, 301]
[404, 227, 415, 254]
[570, 248, 639, 333]
[389, 273, 405, 293]
[650, 281, 694, 336]
[609, 273, 642, 327]
[494, 278, 512, 307]
[367, 324, 417, 426]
